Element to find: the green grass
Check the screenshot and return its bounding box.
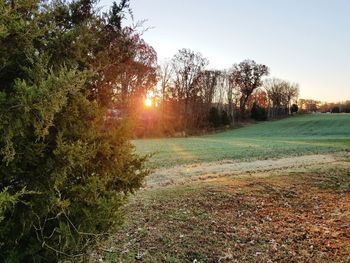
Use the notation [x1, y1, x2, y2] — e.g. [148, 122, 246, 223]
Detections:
[134, 114, 350, 168]
[96, 114, 350, 262]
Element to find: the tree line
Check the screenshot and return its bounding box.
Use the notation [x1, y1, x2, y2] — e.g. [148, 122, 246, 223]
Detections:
[139, 48, 300, 136]
[298, 99, 350, 113]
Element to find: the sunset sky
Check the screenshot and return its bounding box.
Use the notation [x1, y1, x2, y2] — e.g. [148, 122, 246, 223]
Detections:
[100, 0, 350, 102]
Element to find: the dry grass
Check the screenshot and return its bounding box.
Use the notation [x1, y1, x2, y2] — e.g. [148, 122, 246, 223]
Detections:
[95, 159, 350, 263]
[146, 154, 339, 188]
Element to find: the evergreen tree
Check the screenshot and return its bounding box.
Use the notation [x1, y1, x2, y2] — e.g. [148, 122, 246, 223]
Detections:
[251, 102, 267, 121]
[0, 1, 150, 261]
[221, 110, 231, 126]
[291, 103, 299, 114]
[208, 107, 221, 127]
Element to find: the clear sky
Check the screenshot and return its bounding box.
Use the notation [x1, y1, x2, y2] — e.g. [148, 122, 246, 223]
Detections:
[100, 0, 350, 102]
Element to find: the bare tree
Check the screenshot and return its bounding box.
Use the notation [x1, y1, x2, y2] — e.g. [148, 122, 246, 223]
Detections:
[265, 78, 285, 118]
[226, 72, 241, 123]
[284, 82, 299, 114]
[158, 59, 173, 115]
[115, 29, 158, 110]
[170, 48, 209, 128]
[193, 70, 223, 126]
[298, 99, 320, 113]
[213, 72, 227, 106]
[197, 70, 222, 106]
[264, 78, 299, 118]
[229, 60, 269, 118]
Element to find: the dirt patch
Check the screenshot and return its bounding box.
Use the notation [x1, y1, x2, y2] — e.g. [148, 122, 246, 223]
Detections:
[146, 154, 340, 188]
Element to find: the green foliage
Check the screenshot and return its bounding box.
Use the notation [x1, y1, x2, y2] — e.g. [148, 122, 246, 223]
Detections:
[251, 102, 267, 121]
[208, 107, 221, 127]
[0, 187, 28, 223]
[0, 0, 149, 261]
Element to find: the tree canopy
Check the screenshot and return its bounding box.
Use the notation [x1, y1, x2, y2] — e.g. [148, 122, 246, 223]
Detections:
[229, 60, 269, 117]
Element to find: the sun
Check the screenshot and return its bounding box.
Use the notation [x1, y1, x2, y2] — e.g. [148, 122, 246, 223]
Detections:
[144, 97, 152, 108]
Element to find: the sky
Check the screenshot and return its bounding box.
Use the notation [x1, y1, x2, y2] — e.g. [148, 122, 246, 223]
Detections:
[99, 0, 350, 102]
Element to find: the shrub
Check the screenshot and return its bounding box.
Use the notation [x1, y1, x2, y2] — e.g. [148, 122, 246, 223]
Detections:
[251, 102, 267, 121]
[291, 103, 299, 114]
[221, 110, 231, 126]
[332, 106, 340, 113]
[208, 107, 221, 127]
[0, 1, 149, 261]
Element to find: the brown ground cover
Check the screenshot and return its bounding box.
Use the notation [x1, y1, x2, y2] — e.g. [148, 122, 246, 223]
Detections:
[94, 155, 350, 262]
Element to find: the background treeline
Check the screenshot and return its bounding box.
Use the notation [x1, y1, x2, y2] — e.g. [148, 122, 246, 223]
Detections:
[298, 99, 350, 113]
[134, 49, 300, 137]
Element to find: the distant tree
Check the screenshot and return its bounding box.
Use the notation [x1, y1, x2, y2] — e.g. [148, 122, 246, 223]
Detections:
[251, 102, 267, 121]
[198, 70, 221, 107]
[229, 60, 269, 118]
[284, 82, 299, 114]
[208, 107, 221, 127]
[114, 29, 158, 110]
[221, 110, 231, 125]
[193, 70, 222, 127]
[223, 70, 240, 124]
[342, 101, 350, 113]
[298, 99, 320, 113]
[158, 59, 173, 112]
[264, 78, 285, 118]
[170, 48, 209, 129]
[246, 88, 268, 111]
[291, 103, 299, 114]
[265, 78, 299, 118]
[318, 101, 350, 113]
[332, 106, 340, 113]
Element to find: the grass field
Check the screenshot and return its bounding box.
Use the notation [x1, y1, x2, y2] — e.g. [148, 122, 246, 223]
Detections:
[134, 114, 350, 168]
[96, 114, 350, 262]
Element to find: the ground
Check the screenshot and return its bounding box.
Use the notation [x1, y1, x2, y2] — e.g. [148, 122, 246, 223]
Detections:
[95, 114, 350, 262]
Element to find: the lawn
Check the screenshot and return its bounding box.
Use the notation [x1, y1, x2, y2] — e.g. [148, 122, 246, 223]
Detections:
[92, 114, 350, 262]
[134, 114, 350, 168]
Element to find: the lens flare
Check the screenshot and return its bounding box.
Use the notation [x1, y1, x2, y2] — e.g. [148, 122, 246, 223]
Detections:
[144, 98, 152, 107]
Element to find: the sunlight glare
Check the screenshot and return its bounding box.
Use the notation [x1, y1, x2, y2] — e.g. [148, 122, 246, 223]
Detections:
[144, 97, 152, 107]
